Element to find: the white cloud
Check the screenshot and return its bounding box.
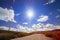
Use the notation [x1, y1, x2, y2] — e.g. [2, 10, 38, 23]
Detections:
[10, 28, 18, 31]
[55, 25, 60, 29]
[32, 23, 56, 31]
[0, 26, 20, 32]
[0, 26, 9, 30]
[16, 23, 55, 32]
[32, 23, 44, 29]
[16, 24, 34, 33]
[45, 24, 56, 31]
[32, 23, 44, 31]
[37, 15, 48, 22]
[0, 24, 60, 33]
[45, 24, 55, 28]
[0, 7, 16, 22]
[43, 0, 55, 5]
[23, 22, 28, 25]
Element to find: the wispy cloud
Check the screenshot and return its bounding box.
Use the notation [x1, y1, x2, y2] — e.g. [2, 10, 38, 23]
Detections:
[23, 22, 28, 25]
[37, 15, 48, 22]
[56, 15, 60, 18]
[15, 13, 20, 16]
[43, 0, 55, 5]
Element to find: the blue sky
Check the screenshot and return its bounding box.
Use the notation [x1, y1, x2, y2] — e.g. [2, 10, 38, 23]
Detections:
[0, 0, 60, 32]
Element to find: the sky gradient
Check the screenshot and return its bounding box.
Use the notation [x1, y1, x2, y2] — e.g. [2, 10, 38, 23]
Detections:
[0, 0, 60, 32]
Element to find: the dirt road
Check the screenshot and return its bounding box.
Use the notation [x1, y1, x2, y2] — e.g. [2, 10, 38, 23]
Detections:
[11, 34, 54, 40]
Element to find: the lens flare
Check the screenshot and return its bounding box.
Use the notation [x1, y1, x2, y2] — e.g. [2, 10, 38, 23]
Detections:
[26, 8, 34, 20]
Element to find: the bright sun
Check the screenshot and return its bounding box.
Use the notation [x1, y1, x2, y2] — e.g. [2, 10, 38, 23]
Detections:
[26, 8, 34, 19]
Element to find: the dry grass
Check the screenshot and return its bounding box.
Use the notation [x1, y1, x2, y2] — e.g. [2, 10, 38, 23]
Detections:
[0, 30, 31, 40]
[31, 29, 60, 40]
[0, 29, 60, 40]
